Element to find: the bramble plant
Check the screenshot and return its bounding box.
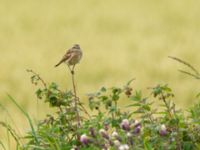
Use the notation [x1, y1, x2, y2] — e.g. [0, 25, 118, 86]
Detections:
[0, 57, 200, 150]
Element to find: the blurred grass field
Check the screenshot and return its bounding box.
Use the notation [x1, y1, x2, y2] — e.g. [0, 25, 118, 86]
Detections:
[1, 0, 200, 148]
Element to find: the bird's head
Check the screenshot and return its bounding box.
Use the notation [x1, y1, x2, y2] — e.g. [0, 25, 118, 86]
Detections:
[73, 44, 80, 49]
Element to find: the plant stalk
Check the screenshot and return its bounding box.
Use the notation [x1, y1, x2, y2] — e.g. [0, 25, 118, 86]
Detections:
[71, 69, 81, 128]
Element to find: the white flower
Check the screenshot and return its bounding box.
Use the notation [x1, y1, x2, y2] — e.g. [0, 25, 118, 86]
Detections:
[71, 145, 78, 150]
[134, 120, 139, 125]
[161, 124, 166, 130]
[119, 144, 129, 150]
[126, 132, 132, 137]
[124, 144, 129, 150]
[121, 119, 129, 125]
[112, 131, 119, 137]
[113, 140, 121, 147]
[99, 128, 106, 134]
[119, 145, 124, 150]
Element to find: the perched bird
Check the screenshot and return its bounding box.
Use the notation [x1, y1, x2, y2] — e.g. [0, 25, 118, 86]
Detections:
[55, 44, 82, 67]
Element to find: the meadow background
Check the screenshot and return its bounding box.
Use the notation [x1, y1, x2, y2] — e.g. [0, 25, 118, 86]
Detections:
[0, 0, 200, 148]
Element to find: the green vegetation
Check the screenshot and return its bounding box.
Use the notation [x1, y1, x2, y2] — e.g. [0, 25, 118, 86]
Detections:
[1, 0, 200, 149]
[0, 57, 200, 149]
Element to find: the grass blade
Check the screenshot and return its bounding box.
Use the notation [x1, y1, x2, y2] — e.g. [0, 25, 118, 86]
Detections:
[7, 94, 39, 145]
[0, 140, 6, 150]
[168, 56, 200, 76]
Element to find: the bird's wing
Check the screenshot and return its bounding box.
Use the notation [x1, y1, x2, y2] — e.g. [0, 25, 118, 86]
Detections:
[55, 49, 72, 67]
[64, 49, 73, 59]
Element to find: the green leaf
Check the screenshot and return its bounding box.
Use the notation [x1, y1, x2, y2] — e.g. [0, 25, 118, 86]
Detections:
[162, 85, 172, 92]
[112, 94, 119, 101]
[109, 106, 117, 113]
[144, 139, 154, 150]
[35, 88, 43, 99]
[100, 95, 108, 101]
[126, 103, 141, 107]
[126, 78, 135, 86]
[112, 87, 122, 95]
[49, 82, 58, 89]
[130, 91, 142, 101]
[142, 105, 151, 111]
[100, 87, 107, 92]
[196, 92, 200, 98]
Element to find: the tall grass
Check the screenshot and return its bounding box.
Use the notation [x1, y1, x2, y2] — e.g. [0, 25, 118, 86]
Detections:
[7, 95, 38, 144]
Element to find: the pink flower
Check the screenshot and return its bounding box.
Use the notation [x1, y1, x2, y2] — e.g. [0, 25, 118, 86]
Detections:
[120, 119, 130, 131]
[80, 134, 89, 145]
[133, 126, 141, 134]
[99, 129, 109, 139]
[159, 124, 167, 136]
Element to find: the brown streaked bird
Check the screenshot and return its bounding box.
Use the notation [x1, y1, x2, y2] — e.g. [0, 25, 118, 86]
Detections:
[55, 44, 82, 67]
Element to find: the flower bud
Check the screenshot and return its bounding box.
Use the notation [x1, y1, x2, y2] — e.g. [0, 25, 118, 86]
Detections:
[120, 119, 130, 131]
[159, 124, 167, 136]
[99, 129, 109, 139]
[102, 143, 110, 150]
[113, 140, 121, 147]
[134, 120, 141, 128]
[133, 126, 141, 134]
[125, 87, 132, 97]
[89, 127, 96, 137]
[104, 122, 109, 131]
[80, 134, 89, 145]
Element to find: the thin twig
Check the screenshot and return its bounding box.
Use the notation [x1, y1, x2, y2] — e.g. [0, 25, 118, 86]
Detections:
[67, 65, 90, 118]
[67, 65, 81, 129]
[161, 92, 172, 118]
[76, 98, 91, 117]
[26, 69, 47, 88]
[70, 66, 81, 128]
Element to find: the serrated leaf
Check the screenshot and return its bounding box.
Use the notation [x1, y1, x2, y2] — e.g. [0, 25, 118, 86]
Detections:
[130, 91, 142, 101]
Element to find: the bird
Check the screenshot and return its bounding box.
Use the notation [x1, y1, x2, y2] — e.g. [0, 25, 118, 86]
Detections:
[55, 44, 82, 68]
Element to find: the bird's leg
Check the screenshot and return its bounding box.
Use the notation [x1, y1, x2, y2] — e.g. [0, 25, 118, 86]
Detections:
[67, 64, 72, 72]
[71, 65, 75, 75]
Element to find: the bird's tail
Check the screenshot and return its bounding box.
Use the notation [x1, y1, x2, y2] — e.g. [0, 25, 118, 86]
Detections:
[54, 61, 62, 67]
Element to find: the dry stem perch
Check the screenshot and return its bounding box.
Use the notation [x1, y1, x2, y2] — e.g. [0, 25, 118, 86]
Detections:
[55, 44, 83, 128]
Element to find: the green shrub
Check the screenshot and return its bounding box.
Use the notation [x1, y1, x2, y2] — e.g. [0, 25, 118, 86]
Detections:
[1, 57, 200, 150]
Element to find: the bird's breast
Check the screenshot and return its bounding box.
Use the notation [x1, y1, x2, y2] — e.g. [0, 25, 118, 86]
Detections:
[67, 51, 82, 65]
